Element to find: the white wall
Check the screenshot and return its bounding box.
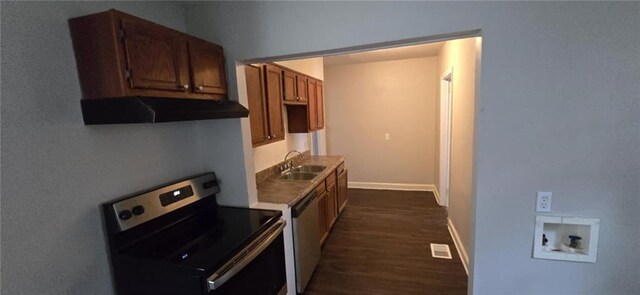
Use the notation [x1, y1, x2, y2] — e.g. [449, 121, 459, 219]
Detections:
[324, 57, 438, 185]
[252, 130, 310, 172]
[437, 37, 478, 267]
[276, 58, 324, 80]
[184, 2, 640, 294]
[0, 1, 252, 293]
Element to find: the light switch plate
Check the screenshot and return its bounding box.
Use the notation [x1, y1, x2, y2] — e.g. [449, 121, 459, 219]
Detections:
[536, 191, 552, 212]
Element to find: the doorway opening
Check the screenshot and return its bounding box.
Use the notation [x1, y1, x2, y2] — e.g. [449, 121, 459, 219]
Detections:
[438, 68, 453, 207]
[239, 31, 481, 294]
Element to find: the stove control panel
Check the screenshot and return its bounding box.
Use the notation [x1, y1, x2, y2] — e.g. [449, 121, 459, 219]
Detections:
[118, 210, 132, 220]
[110, 173, 220, 231]
[131, 205, 145, 216]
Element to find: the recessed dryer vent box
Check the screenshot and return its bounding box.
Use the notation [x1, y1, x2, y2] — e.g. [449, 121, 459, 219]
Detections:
[533, 215, 600, 263]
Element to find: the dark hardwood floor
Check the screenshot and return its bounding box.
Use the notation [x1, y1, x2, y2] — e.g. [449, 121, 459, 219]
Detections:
[304, 189, 468, 295]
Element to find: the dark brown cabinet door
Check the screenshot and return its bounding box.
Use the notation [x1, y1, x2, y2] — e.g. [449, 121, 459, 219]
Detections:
[245, 64, 284, 147]
[296, 75, 308, 102]
[70, 10, 230, 101]
[285, 75, 325, 133]
[317, 191, 328, 243]
[307, 79, 318, 131]
[316, 81, 324, 129]
[283, 70, 298, 103]
[326, 180, 338, 229]
[337, 170, 348, 213]
[245, 65, 269, 146]
[121, 19, 189, 92]
[188, 40, 227, 95]
[264, 65, 285, 141]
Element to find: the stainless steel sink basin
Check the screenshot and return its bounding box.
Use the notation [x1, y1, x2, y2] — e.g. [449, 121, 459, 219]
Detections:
[278, 172, 317, 181]
[291, 165, 326, 173]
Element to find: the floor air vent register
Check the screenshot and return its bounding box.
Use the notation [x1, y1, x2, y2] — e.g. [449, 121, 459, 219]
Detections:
[430, 243, 453, 259]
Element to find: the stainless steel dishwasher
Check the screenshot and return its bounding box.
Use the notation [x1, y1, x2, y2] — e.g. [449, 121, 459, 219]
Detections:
[292, 190, 321, 293]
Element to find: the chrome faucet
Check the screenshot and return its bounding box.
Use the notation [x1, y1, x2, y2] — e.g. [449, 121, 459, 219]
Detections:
[282, 150, 303, 172]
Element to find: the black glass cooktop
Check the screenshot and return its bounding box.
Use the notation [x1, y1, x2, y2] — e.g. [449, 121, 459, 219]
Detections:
[122, 206, 281, 273]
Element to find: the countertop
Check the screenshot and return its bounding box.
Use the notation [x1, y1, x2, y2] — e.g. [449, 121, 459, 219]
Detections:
[256, 155, 345, 206]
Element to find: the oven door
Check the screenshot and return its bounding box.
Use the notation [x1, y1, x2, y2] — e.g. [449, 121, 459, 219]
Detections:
[206, 219, 287, 295]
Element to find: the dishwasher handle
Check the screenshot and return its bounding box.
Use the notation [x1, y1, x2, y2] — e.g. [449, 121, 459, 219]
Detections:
[292, 191, 317, 217]
[206, 219, 286, 291]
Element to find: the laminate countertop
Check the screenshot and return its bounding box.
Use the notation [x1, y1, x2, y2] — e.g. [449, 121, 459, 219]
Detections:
[256, 155, 345, 206]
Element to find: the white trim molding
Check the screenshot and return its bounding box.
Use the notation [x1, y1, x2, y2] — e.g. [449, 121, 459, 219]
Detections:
[439, 67, 453, 208]
[447, 218, 469, 276]
[348, 182, 435, 192]
[432, 186, 442, 206]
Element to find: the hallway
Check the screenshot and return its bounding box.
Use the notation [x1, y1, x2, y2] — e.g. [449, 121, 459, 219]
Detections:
[304, 189, 467, 295]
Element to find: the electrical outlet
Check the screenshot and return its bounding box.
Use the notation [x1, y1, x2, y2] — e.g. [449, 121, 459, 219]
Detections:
[536, 191, 552, 212]
[385, 133, 390, 140]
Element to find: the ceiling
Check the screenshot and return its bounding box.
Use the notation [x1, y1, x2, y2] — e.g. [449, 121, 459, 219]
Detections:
[324, 41, 445, 67]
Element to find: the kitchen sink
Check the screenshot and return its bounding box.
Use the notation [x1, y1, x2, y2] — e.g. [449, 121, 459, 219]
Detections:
[278, 172, 318, 181]
[291, 165, 326, 173]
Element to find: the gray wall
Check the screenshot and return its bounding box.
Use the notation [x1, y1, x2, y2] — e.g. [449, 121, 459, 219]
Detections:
[1, 2, 249, 293]
[184, 2, 640, 294]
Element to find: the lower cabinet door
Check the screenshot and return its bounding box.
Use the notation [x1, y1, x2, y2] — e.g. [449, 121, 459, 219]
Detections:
[337, 170, 348, 212]
[326, 181, 337, 230]
[317, 191, 328, 243]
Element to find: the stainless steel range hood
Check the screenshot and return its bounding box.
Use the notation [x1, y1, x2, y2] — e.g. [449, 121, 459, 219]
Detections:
[80, 97, 249, 125]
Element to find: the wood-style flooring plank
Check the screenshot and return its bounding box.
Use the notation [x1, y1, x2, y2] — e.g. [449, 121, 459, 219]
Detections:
[304, 189, 468, 295]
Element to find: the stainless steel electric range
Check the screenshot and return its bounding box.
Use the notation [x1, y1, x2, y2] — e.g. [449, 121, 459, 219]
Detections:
[102, 173, 287, 295]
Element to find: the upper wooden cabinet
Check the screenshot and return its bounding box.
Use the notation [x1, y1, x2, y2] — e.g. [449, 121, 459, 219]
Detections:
[307, 79, 318, 131]
[245, 65, 269, 145]
[296, 75, 309, 102]
[264, 65, 285, 141]
[69, 9, 227, 100]
[120, 18, 189, 92]
[245, 64, 284, 147]
[282, 69, 309, 104]
[188, 41, 227, 95]
[286, 76, 325, 133]
[316, 81, 325, 129]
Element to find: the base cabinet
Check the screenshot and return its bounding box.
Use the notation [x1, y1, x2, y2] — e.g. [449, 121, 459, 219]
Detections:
[326, 178, 338, 230]
[317, 161, 347, 245]
[337, 169, 348, 212]
[317, 190, 328, 243]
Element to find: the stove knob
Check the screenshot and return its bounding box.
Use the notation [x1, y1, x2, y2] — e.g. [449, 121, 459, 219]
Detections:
[132, 205, 145, 216]
[118, 210, 132, 220]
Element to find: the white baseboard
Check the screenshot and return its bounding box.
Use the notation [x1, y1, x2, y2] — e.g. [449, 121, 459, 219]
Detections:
[348, 181, 434, 192]
[447, 218, 469, 276]
[433, 186, 442, 205]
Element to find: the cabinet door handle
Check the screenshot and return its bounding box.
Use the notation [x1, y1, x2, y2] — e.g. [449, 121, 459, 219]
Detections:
[181, 84, 190, 89]
[272, 134, 276, 138]
[267, 136, 271, 139]
[197, 85, 204, 91]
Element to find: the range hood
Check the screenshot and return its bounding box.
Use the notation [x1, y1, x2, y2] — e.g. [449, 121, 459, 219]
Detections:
[81, 97, 249, 125]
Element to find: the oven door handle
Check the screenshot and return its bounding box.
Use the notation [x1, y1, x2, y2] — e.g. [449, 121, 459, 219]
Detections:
[206, 219, 286, 291]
